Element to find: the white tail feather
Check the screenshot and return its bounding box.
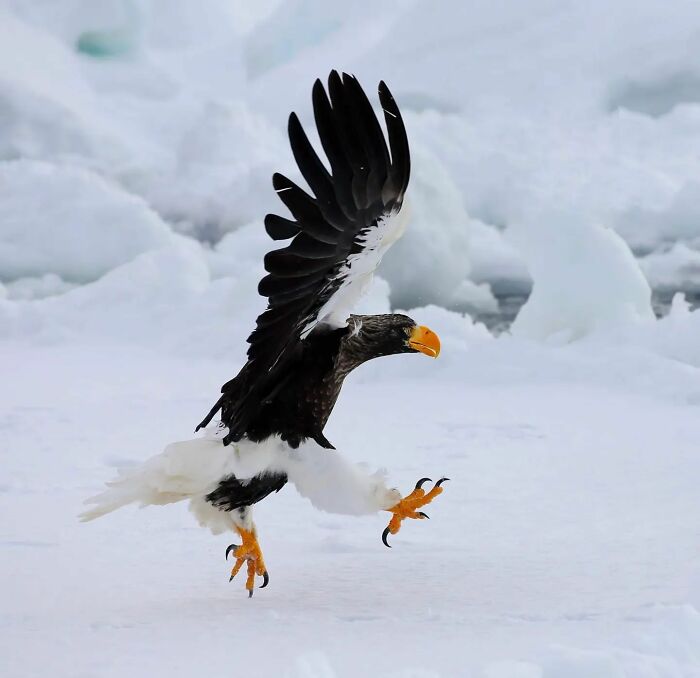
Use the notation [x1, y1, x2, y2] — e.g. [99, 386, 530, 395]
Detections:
[79, 473, 186, 522]
[80, 437, 235, 522]
[79, 433, 288, 523]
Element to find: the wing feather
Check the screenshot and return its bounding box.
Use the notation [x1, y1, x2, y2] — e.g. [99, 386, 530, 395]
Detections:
[288, 113, 349, 229]
[263, 251, 336, 278]
[379, 81, 410, 201]
[203, 71, 411, 442]
[264, 214, 300, 241]
[312, 79, 356, 220]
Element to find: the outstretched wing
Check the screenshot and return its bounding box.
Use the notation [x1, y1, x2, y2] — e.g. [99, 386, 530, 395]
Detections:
[251, 70, 410, 366]
[201, 71, 410, 443]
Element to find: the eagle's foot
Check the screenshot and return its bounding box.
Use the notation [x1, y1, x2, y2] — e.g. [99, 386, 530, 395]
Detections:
[226, 527, 269, 597]
[382, 477, 448, 547]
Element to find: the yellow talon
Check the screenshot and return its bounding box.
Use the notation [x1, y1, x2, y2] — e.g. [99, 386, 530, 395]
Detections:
[226, 527, 269, 597]
[382, 477, 448, 547]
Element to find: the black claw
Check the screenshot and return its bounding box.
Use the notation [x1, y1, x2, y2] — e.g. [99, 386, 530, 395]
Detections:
[248, 589, 253, 598]
[418, 512, 430, 519]
[260, 571, 270, 589]
[225, 543, 239, 560]
[382, 526, 392, 548]
[415, 477, 432, 490]
[436, 477, 450, 487]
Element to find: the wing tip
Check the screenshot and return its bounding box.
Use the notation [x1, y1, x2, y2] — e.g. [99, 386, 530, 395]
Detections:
[264, 213, 300, 241]
[272, 172, 290, 190]
[312, 78, 325, 98]
[328, 69, 342, 91]
[287, 111, 303, 141]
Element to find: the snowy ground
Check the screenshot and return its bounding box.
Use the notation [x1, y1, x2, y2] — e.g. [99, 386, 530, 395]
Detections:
[3, 1, 700, 676]
[3, 306, 700, 677]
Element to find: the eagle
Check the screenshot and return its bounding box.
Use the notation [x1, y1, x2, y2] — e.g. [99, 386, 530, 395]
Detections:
[81, 71, 446, 597]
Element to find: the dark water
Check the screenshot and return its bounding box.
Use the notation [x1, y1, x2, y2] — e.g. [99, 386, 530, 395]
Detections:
[474, 290, 700, 334]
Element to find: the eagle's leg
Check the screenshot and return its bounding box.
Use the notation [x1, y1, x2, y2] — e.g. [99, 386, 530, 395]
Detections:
[382, 477, 448, 547]
[226, 507, 269, 597]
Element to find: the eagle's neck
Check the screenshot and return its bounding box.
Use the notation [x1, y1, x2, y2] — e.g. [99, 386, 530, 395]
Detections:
[334, 331, 380, 377]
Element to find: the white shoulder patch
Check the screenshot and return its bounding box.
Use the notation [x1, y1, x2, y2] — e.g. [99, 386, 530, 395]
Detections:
[301, 208, 409, 337]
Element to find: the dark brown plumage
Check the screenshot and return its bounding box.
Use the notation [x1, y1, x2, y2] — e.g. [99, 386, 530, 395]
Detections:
[212, 314, 420, 450]
[204, 314, 427, 511]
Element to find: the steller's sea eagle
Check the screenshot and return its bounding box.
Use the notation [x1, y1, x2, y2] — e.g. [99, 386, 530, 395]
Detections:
[81, 71, 446, 597]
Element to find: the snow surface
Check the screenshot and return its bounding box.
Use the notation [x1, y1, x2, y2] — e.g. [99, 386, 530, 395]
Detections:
[2, 1, 700, 676]
[4, 306, 700, 677]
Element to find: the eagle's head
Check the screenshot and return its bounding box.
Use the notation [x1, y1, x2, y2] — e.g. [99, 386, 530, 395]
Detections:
[346, 313, 441, 361]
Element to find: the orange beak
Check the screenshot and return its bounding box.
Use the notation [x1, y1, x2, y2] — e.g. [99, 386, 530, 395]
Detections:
[408, 325, 441, 358]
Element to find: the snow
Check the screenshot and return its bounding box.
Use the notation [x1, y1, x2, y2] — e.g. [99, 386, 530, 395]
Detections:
[0, 160, 174, 282]
[2, 0, 700, 676]
[4, 323, 700, 677]
[640, 243, 700, 293]
[381, 146, 473, 310]
[5, 0, 700, 304]
[509, 211, 654, 341]
[143, 100, 286, 240]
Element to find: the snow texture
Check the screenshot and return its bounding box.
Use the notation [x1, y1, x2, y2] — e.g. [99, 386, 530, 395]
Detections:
[0, 160, 174, 282]
[6, 0, 700, 306]
[509, 211, 654, 341]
